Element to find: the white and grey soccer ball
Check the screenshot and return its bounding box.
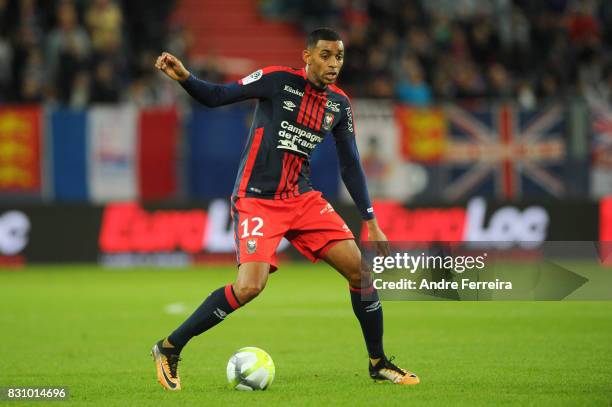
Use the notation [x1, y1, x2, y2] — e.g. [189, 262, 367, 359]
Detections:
[226, 347, 275, 391]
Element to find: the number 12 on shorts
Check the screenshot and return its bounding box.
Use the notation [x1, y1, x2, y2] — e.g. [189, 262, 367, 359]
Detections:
[240, 217, 264, 238]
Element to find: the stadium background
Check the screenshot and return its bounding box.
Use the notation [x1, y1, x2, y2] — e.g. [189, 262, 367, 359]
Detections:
[1, 1, 612, 406]
[0, 0, 611, 265]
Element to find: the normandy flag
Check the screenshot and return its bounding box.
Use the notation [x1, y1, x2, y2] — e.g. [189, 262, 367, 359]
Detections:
[395, 106, 447, 162]
[0, 106, 42, 194]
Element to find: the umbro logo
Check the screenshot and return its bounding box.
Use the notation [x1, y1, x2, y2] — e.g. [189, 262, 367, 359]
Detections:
[283, 100, 296, 111]
[213, 308, 227, 320]
[319, 203, 335, 215]
[365, 301, 381, 313]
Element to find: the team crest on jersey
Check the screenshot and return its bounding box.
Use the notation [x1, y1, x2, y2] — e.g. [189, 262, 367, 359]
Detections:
[322, 112, 335, 130]
[246, 238, 257, 254]
[240, 69, 263, 85]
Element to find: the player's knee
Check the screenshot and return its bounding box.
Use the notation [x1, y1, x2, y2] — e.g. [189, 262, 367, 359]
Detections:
[348, 275, 361, 288]
[234, 281, 265, 304]
[346, 266, 368, 288]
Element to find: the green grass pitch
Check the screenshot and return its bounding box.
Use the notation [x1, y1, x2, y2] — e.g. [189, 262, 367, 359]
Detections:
[1, 263, 611, 406]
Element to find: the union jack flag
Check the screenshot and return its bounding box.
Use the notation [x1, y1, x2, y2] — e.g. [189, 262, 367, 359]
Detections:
[441, 104, 567, 201]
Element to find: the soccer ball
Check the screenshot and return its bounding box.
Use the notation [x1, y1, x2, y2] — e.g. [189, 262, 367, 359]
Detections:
[226, 347, 275, 391]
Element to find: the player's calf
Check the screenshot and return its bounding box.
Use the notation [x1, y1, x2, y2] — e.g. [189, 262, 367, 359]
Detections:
[233, 282, 265, 304]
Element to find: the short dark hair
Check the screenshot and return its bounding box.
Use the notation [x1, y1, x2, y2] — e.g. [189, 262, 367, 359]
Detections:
[306, 28, 342, 48]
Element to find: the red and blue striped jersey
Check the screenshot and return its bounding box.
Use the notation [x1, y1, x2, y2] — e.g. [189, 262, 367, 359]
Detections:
[180, 66, 374, 219]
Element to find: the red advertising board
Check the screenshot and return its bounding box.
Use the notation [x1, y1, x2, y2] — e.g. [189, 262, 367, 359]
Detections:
[600, 197, 612, 265]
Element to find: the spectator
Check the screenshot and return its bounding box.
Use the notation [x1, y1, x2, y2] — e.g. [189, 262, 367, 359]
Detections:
[69, 70, 90, 108]
[126, 49, 162, 107]
[16, 0, 43, 44]
[339, 25, 369, 93]
[165, 24, 193, 62]
[90, 59, 120, 103]
[537, 71, 560, 101]
[405, 27, 435, 74]
[432, 58, 456, 101]
[468, 21, 498, 66]
[85, 0, 122, 54]
[46, 0, 90, 104]
[20, 46, 44, 102]
[365, 47, 394, 97]
[0, 0, 11, 101]
[486, 62, 513, 99]
[431, 14, 452, 50]
[396, 56, 432, 106]
[453, 59, 487, 100]
[517, 80, 536, 110]
[10, 25, 39, 102]
[0, 0, 611, 107]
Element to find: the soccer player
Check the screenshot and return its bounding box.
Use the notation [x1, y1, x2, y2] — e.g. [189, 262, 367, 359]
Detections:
[151, 28, 419, 389]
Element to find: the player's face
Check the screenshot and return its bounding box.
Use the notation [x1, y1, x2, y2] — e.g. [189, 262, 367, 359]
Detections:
[303, 40, 344, 86]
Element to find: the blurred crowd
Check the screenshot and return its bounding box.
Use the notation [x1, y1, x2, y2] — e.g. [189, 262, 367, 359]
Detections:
[2, 0, 612, 108]
[263, 0, 612, 108]
[0, 0, 179, 107]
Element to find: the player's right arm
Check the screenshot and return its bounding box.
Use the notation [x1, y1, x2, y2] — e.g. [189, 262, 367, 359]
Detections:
[155, 52, 273, 106]
[333, 97, 390, 256]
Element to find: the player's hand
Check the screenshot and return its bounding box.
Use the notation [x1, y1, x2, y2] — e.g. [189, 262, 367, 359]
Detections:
[365, 219, 390, 257]
[155, 52, 190, 82]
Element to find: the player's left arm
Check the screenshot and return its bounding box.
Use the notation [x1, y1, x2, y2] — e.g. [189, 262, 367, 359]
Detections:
[333, 101, 390, 256]
[155, 52, 274, 106]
